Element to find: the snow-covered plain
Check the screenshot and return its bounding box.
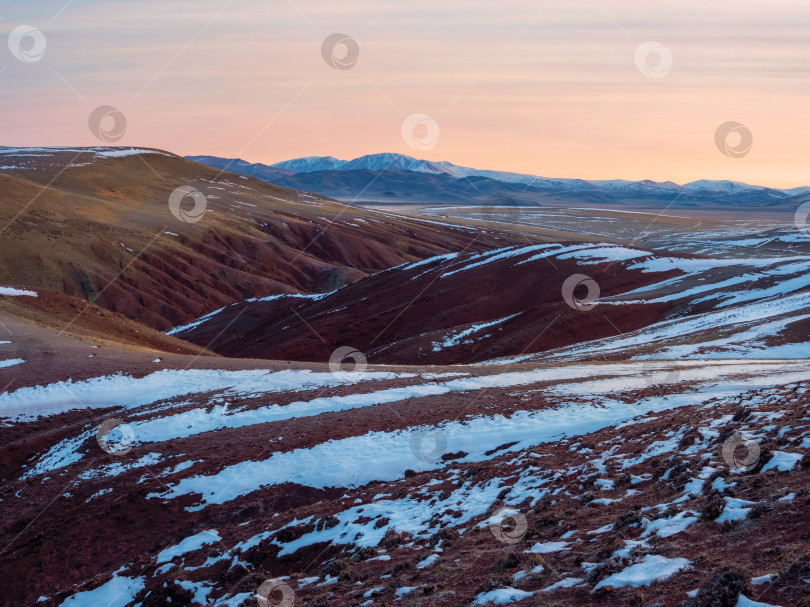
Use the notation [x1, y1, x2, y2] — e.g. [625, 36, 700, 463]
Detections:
[18, 347, 807, 606]
[0, 368, 412, 422]
[22, 361, 774, 477]
[140, 360, 810, 508]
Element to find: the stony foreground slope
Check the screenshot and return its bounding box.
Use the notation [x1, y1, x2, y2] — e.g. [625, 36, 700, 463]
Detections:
[0, 333, 808, 605]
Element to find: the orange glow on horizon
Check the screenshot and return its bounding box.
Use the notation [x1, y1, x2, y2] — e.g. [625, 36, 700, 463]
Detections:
[3, 0, 810, 187]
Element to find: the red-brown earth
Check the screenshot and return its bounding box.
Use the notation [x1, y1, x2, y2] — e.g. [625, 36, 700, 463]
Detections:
[172, 240, 810, 365]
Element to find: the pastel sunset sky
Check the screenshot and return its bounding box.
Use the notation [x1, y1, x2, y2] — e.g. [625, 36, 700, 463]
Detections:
[2, 0, 810, 186]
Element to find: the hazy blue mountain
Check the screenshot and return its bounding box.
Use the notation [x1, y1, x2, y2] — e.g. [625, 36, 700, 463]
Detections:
[187, 153, 804, 209]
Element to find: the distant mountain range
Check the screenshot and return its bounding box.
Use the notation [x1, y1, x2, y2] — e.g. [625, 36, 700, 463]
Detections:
[187, 152, 810, 209]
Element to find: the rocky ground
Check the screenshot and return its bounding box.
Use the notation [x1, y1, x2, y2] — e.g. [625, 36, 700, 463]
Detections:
[1, 337, 808, 606]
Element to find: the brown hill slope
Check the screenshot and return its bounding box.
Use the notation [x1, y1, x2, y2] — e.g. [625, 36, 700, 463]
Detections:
[0, 289, 215, 378]
[0, 147, 527, 333]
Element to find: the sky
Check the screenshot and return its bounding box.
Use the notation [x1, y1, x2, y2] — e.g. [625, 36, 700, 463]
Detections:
[2, 0, 810, 187]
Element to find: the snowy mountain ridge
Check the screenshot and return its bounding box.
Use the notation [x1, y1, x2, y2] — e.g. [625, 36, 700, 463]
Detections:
[269, 152, 808, 196]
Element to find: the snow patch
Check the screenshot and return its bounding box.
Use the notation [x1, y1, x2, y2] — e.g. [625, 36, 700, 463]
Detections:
[472, 587, 534, 605]
[58, 573, 144, 607]
[594, 554, 691, 590]
[0, 287, 37, 297]
[156, 529, 221, 564]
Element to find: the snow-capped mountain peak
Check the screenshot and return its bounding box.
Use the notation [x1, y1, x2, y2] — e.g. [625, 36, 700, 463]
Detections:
[682, 179, 764, 192]
[272, 153, 455, 175]
[183, 152, 809, 204]
[271, 155, 345, 172]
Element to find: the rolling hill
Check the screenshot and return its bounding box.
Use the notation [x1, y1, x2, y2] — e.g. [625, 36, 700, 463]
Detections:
[169, 241, 810, 365]
[0, 147, 529, 334]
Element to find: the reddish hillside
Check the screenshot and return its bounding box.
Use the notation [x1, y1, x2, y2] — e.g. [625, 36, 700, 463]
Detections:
[171, 240, 810, 365]
[169, 243, 670, 364]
